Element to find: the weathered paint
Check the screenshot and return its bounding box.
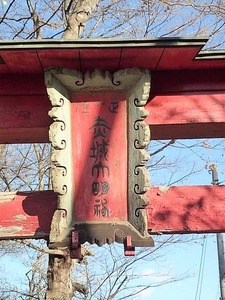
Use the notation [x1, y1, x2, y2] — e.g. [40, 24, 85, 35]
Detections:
[0, 42, 225, 144]
[146, 93, 225, 140]
[72, 92, 128, 222]
[1, 186, 225, 239]
[148, 186, 225, 233]
[0, 93, 50, 143]
[46, 68, 152, 248]
[1, 39, 225, 75]
[0, 191, 57, 239]
[0, 40, 225, 241]
[151, 70, 225, 94]
[1, 76, 225, 143]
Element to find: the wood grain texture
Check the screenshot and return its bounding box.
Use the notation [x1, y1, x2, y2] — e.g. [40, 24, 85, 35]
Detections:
[1, 186, 225, 239]
[0, 191, 57, 239]
[148, 186, 225, 234]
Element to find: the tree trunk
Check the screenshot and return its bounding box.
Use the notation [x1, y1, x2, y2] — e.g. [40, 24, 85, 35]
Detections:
[45, 251, 75, 300]
[62, 0, 99, 39]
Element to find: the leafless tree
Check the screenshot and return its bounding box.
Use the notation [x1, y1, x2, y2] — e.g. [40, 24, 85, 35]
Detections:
[0, 139, 216, 299]
[0, 1, 224, 48]
[149, 138, 225, 186]
[0, 144, 51, 192]
[0, 234, 200, 299]
[0, 0, 224, 299]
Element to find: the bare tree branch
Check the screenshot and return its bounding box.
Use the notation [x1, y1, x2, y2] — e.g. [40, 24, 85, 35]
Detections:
[62, 0, 100, 39]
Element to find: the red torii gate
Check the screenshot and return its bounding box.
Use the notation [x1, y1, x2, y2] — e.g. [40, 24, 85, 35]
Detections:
[1, 37, 225, 253]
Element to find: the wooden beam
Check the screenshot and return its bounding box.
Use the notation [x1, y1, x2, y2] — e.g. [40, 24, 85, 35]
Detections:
[2, 93, 225, 143]
[0, 191, 57, 239]
[0, 74, 45, 96]
[151, 70, 225, 95]
[0, 128, 49, 144]
[0, 74, 50, 143]
[146, 94, 225, 139]
[0, 95, 51, 143]
[1, 186, 225, 240]
[149, 123, 225, 140]
[2, 70, 225, 97]
[1, 71, 225, 142]
[147, 186, 225, 234]
[146, 70, 225, 139]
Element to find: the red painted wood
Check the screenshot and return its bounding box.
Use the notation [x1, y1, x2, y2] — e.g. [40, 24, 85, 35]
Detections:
[0, 58, 225, 142]
[147, 186, 225, 234]
[147, 94, 225, 124]
[0, 95, 51, 128]
[0, 63, 9, 74]
[0, 74, 46, 95]
[2, 46, 225, 76]
[119, 48, 164, 70]
[38, 50, 80, 70]
[150, 123, 225, 140]
[1, 44, 225, 241]
[146, 93, 225, 139]
[1, 186, 225, 239]
[156, 47, 201, 70]
[1, 50, 42, 73]
[80, 49, 121, 72]
[2, 70, 225, 96]
[0, 128, 49, 144]
[71, 92, 128, 222]
[151, 70, 225, 95]
[0, 191, 57, 239]
[0, 95, 51, 143]
[1, 73, 225, 142]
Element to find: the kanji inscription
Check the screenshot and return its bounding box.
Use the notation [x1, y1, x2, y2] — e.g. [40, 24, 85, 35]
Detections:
[45, 68, 153, 248]
[72, 93, 127, 222]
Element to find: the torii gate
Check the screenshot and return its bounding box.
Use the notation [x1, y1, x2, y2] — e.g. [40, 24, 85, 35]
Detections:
[1, 37, 225, 256]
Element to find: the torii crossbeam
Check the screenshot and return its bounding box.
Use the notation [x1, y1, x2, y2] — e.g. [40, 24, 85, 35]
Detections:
[0, 38, 225, 252]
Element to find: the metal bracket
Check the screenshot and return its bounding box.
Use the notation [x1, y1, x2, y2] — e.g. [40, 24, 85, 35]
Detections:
[70, 231, 82, 260]
[124, 236, 135, 256]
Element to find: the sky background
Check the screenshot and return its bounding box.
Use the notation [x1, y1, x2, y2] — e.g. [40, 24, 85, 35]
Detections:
[0, 138, 224, 298]
[0, 1, 225, 299]
[144, 138, 225, 300]
[0, 233, 220, 299]
[135, 234, 219, 300]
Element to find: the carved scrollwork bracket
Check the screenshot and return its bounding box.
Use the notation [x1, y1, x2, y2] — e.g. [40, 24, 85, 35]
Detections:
[44, 67, 152, 248]
[127, 69, 151, 236]
[45, 70, 74, 247]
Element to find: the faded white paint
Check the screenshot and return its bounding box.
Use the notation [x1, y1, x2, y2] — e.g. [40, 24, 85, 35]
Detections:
[45, 67, 151, 247]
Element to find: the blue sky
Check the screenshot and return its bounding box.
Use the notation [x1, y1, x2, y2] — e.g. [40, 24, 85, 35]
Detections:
[135, 234, 219, 300]
[83, 233, 221, 300]
[1, 138, 224, 299]
[0, 234, 220, 299]
[149, 138, 225, 186]
[0, 1, 225, 298]
[144, 138, 224, 300]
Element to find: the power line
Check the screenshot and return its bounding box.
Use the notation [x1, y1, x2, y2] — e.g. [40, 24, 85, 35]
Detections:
[195, 235, 207, 300]
[209, 164, 225, 300]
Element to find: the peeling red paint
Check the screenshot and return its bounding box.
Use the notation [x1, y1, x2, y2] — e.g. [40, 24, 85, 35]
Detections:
[0, 191, 57, 239]
[1, 186, 225, 239]
[147, 186, 225, 234]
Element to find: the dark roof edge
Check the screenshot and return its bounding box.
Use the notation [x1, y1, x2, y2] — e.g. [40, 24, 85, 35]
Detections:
[0, 37, 208, 49]
[195, 50, 225, 60]
[1, 37, 225, 60]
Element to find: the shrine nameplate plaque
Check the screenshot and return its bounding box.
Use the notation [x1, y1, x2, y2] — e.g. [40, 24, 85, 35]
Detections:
[45, 68, 153, 248]
[72, 92, 127, 223]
